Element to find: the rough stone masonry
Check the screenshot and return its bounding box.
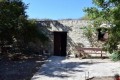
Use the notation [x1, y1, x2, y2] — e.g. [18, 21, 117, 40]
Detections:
[36, 19, 101, 56]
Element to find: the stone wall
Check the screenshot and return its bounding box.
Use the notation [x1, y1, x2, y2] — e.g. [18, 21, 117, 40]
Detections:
[37, 20, 92, 55]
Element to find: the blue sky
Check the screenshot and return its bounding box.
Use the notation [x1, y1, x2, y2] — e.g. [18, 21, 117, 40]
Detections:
[23, 0, 94, 20]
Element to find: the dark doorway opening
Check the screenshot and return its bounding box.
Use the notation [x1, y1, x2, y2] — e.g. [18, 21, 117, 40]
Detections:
[97, 28, 108, 41]
[53, 32, 67, 56]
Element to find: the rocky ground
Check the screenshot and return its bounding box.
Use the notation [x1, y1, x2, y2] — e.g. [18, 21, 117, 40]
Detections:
[32, 56, 120, 80]
[0, 55, 120, 80]
[0, 55, 48, 80]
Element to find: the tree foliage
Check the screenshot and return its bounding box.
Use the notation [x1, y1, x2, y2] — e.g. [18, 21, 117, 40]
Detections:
[83, 26, 96, 47]
[84, 0, 120, 53]
[0, 0, 49, 56]
[80, 14, 90, 20]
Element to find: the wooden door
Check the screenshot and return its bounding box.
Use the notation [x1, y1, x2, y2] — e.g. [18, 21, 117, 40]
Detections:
[53, 32, 67, 56]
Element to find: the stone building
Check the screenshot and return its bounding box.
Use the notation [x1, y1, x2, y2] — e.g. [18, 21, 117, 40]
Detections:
[37, 19, 105, 56]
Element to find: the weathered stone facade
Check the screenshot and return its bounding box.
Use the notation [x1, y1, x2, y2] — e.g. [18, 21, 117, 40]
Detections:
[37, 20, 95, 55]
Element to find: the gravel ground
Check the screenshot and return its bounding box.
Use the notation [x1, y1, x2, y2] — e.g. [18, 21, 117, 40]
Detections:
[0, 55, 48, 80]
[0, 56, 120, 80]
[32, 56, 120, 80]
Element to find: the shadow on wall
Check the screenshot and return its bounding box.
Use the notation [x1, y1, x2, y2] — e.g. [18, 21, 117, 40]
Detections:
[51, 21, 86, 56]
[51, 20, 72, 31]
[67, 36, 84, 55]
[37, 20, 85, 56]
[51, 21, 86, 57]
[36, 21, 53, 56]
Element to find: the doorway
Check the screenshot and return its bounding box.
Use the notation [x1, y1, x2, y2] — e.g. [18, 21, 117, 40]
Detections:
[53, 32, 67, 56]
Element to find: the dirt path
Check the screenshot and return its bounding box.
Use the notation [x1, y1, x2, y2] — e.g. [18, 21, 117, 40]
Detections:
[32, 56, 120, 80]
[0, 55, 48, 80]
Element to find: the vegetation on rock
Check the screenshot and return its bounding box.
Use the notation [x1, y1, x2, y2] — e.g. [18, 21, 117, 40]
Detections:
[84, 0, 120, 60]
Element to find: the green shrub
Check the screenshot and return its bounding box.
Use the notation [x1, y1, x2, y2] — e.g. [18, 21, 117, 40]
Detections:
[110, 51, 120, 61]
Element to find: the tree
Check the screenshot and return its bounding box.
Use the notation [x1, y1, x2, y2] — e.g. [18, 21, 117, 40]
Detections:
[0, 0, 28, 54]
[80, 14, 90, 20]
[0, 0, 49, 56]
[84, 0, 120, 54]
